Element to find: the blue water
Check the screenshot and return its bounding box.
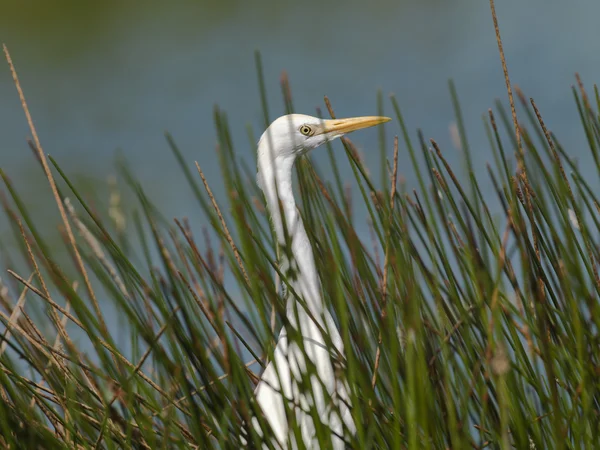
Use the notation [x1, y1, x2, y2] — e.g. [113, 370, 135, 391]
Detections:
[0, 0, 599, 333]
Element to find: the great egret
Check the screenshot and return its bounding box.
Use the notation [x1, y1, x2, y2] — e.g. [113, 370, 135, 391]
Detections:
[253, 113, 391, 448]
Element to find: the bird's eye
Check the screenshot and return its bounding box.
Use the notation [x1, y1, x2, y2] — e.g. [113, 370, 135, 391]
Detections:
[299, 125, 313, 136]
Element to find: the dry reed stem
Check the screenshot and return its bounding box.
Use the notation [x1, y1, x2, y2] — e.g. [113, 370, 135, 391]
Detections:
[16, 306, 74, 438]
[157, 357, 260, 419]
[173, 222, 218, 326]
[485, 222, 512, 363]
[107, 306, 180, 409]
[0, 272, 34, 357]
[488, 2, 541, 309]
[7, 269, 174, 411]
[30, 300, 71, 409]
[575, 73, 592, 113]
[487, 0, 524, 165]
[8, 269, 84, 328]
[372, 135, 399, 388]
[1, 367, 57, 398]
[17, 220, 73, 353]
[530, 98, 600, 292]
[64, 198, 130, 300]
[203, 227, 217, 274]
[484, 8, 563, 438]
[447, 219, 466, 249]
[174, 226, 240, 376]
[428, 305, 476, 367]
[369, 221, 383, 279]
[178, 271, 217, 330]
[170, 226, 202, 303]
[3, 45, 108, 337]
[106, 336, 176, 403]
[0, 308, 70, 373]
[18, 222, 51, 301]
[195, 161, 250, 286]
[280, 70, 293, 109]
[174, 219, 210, 304]
[431, 140, 465, 199]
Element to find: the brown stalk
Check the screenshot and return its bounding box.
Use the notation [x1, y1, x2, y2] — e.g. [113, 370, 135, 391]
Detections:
[369, 221, 383, 279]
[487, 0, 524, 166]
[30, 300, 72, 413]
[173, 221, 216, 324]
[195, 161, 250, 286]
[575, 73, 592, 114]
[158, 356, 260, 418]
[18, 220, 73, 352]
[530, 98, 600, 292]
[3, 45, 108, 337]
[447, 219, 466, 249]
[324, 96, 336, 119]
[0, 272, 34, 357]
[487, 3, 564, 440]
[7, 269, 172, 409]
[371, 135, 399, 388]
[431, 140, 465, 199]
[0, 309, 71, 373]
[484, 222, 512, 366]
[280, 70, 293, 110]
[8, 269, 84, 329]
[428, 305, 476, 367]
[169, 227, 198, 299]
[175, 219, 210, 304]
[108, 306, 180, 408]
[64, 198, 130, 300]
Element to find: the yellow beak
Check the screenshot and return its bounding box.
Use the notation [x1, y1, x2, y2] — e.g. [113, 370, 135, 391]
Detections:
[320, 116, 391, 136]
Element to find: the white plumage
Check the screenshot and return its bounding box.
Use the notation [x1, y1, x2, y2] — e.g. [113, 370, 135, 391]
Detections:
[253, 114, 390, 448]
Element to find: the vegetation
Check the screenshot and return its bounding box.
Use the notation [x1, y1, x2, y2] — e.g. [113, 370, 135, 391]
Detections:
[1, 7, 600, 450]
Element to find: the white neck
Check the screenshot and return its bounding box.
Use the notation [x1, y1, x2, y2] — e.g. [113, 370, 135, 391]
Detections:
[257, 150, 324, 318]
[254, 138, 354, 449]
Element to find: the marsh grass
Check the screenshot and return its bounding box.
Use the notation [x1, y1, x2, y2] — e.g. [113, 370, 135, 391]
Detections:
[1, 5, 600, 449]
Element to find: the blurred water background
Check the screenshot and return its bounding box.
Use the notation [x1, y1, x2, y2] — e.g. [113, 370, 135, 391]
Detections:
[1, 0, 599, 320]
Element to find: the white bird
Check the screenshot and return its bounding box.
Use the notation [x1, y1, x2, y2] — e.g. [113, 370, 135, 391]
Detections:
[253, 113, 391, 449]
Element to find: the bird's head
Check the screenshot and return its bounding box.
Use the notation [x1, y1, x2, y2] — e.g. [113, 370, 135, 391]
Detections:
[257, 113, 391, 160]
